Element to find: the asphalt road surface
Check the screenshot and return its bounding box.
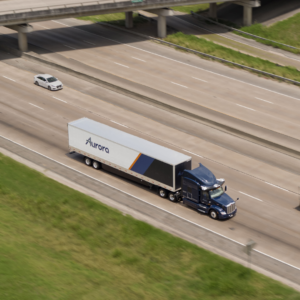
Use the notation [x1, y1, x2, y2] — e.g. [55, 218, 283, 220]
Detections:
[0, 47, 300, 272]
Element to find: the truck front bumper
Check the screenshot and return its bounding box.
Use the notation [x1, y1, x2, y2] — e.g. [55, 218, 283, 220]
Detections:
[219, 209, 237, 220]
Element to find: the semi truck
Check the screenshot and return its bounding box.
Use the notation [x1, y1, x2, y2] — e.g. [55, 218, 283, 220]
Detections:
[68, 118, 237, 220]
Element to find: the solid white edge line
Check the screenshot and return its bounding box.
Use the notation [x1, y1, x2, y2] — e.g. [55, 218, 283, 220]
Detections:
[171, 82, 188, 88]
[255, 97, 273, 104]
[182, 149, 203, 158]
[132, 57, 146, 62]
[2, 133, 300, 272]
[64, 44, 76, 50]
[114, 62, 129, 68]
[110, 120, 128, 128]
[192, 76, 207, 82]
[51, 20, 300, 102]
[3, 76, 15, 82]
[239, 191, 263, 201]
[265, 182, 290, 192]
[29, 103, 44, 110]
[236, 104, 256, 111]
[53, 96, 67, 103]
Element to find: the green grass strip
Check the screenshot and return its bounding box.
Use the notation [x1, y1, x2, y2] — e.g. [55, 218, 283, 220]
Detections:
[172, 3, 223, 14]
[165, 32, 300, 82]
[234, 13, 300, 54]
[0, 153, 300, 299]
[79, 12, 146, 27]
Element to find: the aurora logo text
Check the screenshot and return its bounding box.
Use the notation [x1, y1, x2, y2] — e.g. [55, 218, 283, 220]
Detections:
[86, 137, 109, 153]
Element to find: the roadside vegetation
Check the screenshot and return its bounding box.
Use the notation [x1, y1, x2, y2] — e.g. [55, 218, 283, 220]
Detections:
[1, 153, 299, 299]
[165, 32, 300, 82]
[79, 12, 146, 26]
[172, 3, 223, 14]
[233, 13, 300, 54]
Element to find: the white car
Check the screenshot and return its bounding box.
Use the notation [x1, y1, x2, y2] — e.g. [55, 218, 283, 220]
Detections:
[34, 74, 63, 91]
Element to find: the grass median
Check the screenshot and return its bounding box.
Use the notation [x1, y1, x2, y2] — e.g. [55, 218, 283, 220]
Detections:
[232, 13, 300, 54]
[1, 153, 300, 299]
[164, 32, 300, 82]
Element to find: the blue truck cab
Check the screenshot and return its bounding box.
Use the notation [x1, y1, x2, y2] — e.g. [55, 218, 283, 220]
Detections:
[181, 164, 237, 220]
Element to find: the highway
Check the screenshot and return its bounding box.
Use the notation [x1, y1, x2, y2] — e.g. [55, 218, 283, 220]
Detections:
[1, 19, 300, 150]
[1, 44, 300, 274]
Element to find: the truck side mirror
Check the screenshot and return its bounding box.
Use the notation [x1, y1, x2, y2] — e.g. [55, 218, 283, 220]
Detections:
[236, 198, 239, 201]
[225, 186, 227, 192]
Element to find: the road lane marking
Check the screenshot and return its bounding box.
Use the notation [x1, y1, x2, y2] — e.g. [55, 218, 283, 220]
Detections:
[255, 97, 273, 104]
[29, 103, 44, 110]
[53, 20, 70, 27]
[3, 76, 15, 82]
[236, 104, 255, 111]
[132, 57, 146, 62]
[84, 40, 95, 45]
[64, 44, 77, 50]
[171, 82, 188, 88]
[192, 76, 207, 82]
[266, 182, 290, 192]
[3, 133, 300, 275]
[182, 149, 203, 158]
[114, 62, 129, 68]
[50, 20, 300, 102]
[239, 191, 263, 201]
[53, 97, 67, 103]
[37, 25, 50, 29]
[111, 120, 128, 128]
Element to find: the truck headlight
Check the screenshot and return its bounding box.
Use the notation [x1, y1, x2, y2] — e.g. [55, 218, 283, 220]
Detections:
[220, 211, 227, 215]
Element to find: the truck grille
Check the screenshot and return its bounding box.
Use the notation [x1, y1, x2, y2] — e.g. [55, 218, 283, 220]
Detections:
[226, 202, 236, 214]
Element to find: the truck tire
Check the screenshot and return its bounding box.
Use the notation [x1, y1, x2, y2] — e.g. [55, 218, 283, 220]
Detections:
[168, 192, 178, 202]
[84, 157, 92, 166]
[209, 209, 218, 220]
[158, 188, 167, 198]
[92, 160, 101, 169]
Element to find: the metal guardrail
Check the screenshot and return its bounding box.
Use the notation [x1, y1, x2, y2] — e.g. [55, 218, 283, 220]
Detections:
[0, 0, 114, 16]
[191, 11, 300, 52]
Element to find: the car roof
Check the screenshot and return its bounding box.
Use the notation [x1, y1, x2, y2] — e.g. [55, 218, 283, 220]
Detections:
[36, 74, 53, 78]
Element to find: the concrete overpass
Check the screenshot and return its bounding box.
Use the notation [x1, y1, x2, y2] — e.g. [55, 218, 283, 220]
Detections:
[0, 0, 260, 51]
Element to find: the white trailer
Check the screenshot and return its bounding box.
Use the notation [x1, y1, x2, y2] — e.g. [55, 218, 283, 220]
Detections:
[68, 118, 191, 200]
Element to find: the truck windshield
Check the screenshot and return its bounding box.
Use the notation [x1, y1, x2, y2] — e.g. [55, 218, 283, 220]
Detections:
[208, 187, 224, 199]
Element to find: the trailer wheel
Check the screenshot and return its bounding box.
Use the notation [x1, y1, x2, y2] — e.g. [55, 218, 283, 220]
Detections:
[209, 209, 218, 220]
[92, 160, 101, 169]
[168, 192, 178, 202]
[158, 188, 167, 198]
[84, 157, 92, 166]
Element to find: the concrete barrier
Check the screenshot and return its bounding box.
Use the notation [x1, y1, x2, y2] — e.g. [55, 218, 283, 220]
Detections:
[1, 134, 300, 286]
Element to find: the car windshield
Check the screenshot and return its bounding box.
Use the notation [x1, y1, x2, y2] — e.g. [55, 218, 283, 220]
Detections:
[208, 187, 224, 199]
[47, 77, 57, 83]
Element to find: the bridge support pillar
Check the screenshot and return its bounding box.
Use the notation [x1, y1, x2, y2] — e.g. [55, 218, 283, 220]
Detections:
[243, 6, 252, 26]
[125, 11, 133, 28]
[144, 8, 173, 38]
[5, 24, 33, 52]
[232, 0, 260, 26]
[209, 3, 218, 19]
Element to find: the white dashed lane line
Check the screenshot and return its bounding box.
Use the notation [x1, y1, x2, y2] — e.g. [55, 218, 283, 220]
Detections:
[255, 97, 273, 104]
[83, 40, 95, 45]
[29, 103, 44, 110]
[171, 82, 188, 88]
[111, 120, 128, 128]
[266, 182, 291, 193]
[236, 104, 256, 111]
[239, 191, 263, 201]
[114, 62, 129, 68]
[182, 149, 203, 158]
[2, 76, 15, 82]
[53, 97, 67, 103]
[132, 57, 146, 62]
[192, 77, 207, 82]
[64, 44, 77, 50]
